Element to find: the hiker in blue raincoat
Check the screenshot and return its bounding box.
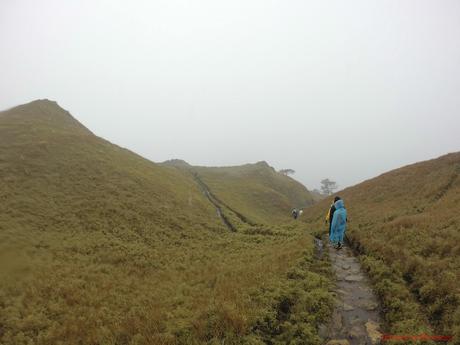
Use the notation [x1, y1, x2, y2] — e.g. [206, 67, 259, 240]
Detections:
[330, 199, 347, 249]
[326, 196, 341, 239]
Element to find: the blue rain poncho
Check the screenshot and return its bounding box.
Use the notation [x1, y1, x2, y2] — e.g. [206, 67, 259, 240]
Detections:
[330, 199, 347, 244]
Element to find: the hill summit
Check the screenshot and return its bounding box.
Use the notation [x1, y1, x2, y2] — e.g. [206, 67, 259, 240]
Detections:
[1, 99, 93, 135]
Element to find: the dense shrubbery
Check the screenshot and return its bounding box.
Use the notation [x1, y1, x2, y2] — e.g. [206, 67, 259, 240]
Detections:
[0, 224, 334, 344]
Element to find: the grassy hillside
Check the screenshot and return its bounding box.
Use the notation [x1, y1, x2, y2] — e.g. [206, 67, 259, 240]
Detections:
[164, 161, 314, 225]
[303, 152, 460, 340]
[0, 100, 224, 235]
[0, 100, 333, 345]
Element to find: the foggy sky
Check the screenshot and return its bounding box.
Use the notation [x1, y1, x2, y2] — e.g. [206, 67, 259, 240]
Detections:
[1, 0, 459, 190]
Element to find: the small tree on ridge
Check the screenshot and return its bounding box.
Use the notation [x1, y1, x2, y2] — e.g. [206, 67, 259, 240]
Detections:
[320, 178, 338, 195]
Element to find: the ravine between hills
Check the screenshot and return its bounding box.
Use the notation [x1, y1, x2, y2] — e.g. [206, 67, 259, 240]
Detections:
[195, 167, 385, 344]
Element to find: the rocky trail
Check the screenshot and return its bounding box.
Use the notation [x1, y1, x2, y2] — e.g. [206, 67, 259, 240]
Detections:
[321, 241, 383, 345]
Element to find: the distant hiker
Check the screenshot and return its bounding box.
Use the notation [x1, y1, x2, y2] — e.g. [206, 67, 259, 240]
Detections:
[330, 199, 347, 249]
[292, 208, 298, 220]
[326, 196, 341, 238]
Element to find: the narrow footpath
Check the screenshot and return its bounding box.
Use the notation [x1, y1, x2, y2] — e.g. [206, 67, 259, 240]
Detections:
[323, 242, 383, 345]
[192, 172, 236, 231]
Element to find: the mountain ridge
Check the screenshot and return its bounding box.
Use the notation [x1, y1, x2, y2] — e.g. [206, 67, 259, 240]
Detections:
[164, 158, 314, 224]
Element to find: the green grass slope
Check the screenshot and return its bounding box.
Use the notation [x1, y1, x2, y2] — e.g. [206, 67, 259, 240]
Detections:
[0, 100, 333, 345]
[0, 100, 224, 236]
[303, 152, 460, 340]
[165, 161, 314, 225]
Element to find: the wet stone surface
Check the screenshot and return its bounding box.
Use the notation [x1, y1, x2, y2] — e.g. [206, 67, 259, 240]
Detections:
[323, 242, 383, 345]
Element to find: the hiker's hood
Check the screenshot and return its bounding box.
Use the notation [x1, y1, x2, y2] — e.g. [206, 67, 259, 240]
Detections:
[335, 199, 345, 209]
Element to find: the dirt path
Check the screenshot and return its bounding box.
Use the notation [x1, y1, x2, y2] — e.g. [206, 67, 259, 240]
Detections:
[323, 241, 383, 345]
[192, 173, 236, 231]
